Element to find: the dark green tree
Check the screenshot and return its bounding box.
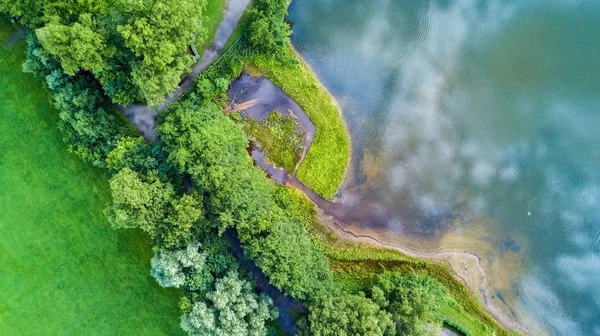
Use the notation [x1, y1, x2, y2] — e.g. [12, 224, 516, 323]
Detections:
[371, 273, 447, 336]
[308, 292, 395, 336]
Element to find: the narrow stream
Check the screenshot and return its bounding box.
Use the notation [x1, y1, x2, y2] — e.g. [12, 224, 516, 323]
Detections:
[118, 0, 251, 140]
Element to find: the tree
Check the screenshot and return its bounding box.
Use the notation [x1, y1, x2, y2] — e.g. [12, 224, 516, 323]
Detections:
[371, 273, 446, 336]
[158, 100, 276, 236]
[180, 271, 277, 336]
[22, 35, 134, 167]
[244, 215, 334, 301]
[151, 243, 206, 288]
[106, 137, 159, 175]
[308, 292, 395, 336]
[106, 167, 203, 248]
[117, 0, 207, 104]
[36, 14, 113, 75]
[246, 0, 290, 53]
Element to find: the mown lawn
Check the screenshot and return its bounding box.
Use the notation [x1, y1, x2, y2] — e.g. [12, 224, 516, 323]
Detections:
[0, 21, 183, 335]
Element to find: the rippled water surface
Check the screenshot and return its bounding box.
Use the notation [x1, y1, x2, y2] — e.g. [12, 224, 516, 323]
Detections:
[288, 1, 600, 334]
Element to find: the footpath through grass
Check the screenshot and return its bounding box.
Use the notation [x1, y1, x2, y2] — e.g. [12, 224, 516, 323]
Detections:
[0, 21, 183, 335]
[195, 0, 226, 52]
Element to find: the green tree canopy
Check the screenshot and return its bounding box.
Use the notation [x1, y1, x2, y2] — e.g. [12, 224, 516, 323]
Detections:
[180, 271, 278, 336]
[308, 292, 395, 336]
[4, 0, 209, 105]
[106, 167, 204, 249]
[36, 14, 113, 75]
[371, 273, 447, 336]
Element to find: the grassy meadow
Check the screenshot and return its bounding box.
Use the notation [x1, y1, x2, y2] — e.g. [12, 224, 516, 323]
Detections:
[0, 21, 183, 335]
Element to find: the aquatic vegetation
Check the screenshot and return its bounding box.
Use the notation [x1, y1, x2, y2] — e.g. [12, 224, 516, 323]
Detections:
[240, 111, 305, 173]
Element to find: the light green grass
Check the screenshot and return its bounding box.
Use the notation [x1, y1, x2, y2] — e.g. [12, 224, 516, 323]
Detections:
[195, 0, 227, 53]
[247, 49, 350, 200]
[0, 21, 183, 335]
[279, 186, 517, 336]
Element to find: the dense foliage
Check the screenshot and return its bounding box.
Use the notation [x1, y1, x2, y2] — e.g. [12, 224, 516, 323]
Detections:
[372, 273, 447, 336]
[158, 99, 335, 301]
[22, 36, 135, 167]
[307, 292, 396, 336]
[3, 0, 209, 105]
[246, 0, 290, 53]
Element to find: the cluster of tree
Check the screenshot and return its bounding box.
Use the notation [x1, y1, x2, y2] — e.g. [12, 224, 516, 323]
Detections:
[22, 35, 135, 167]
[306, 273, 448, 336]
[151, 242, 278, 335]
[2, 0, 209, 105]
[102, 134, 280, 335]
[157, 99, 335, 301]
[246, 0, 291, 53]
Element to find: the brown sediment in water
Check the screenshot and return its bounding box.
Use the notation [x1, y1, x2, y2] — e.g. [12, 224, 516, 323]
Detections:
[244, 136, 533, 334]
[319, 217, 535, 336]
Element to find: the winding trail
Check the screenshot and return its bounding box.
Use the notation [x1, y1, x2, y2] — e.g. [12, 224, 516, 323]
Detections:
[117, 0, 251, 140]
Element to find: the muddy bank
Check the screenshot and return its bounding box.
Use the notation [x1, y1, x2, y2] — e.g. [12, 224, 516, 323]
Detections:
[118, 0, 251, 140]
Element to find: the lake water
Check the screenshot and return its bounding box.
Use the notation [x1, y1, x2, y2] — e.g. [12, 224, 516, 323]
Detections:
[288, 1, 600, 335]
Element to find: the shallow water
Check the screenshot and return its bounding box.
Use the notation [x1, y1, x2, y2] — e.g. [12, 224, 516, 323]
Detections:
[288, 1, 600, 335]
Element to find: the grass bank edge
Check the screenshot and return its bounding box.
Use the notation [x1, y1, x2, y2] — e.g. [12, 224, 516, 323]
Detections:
[279, 186, 519, 336]
[246, 48, 350, 200]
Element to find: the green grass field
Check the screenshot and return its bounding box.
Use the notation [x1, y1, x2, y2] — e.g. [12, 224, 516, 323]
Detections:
[0, 21, 183, 335]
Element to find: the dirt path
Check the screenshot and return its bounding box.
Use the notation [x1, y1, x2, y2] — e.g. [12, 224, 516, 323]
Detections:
[117, 0, 251, 140]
